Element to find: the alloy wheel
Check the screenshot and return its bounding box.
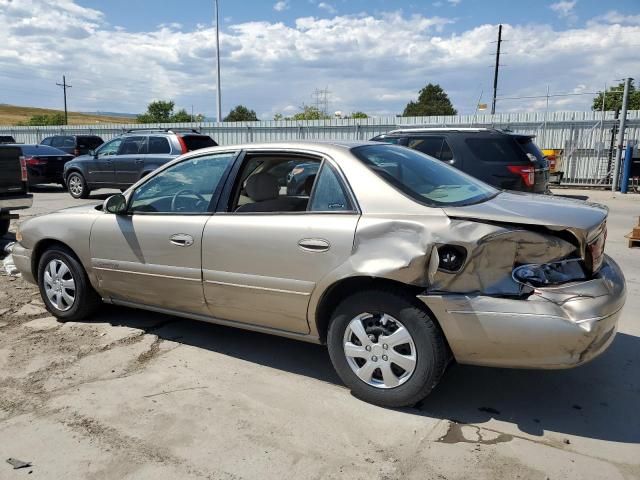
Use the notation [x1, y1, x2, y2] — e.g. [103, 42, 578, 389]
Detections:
[343, 313, 417, 389]
[43, 259, 76, 311]
[68, 175, 83, 197]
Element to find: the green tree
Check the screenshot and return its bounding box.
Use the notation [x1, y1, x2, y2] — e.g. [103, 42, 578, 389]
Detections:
[292, 105, 330, 120]
[402, 83, 457, 116]
[273, 113, 285, 121]
[592, 80, 640, 111]
[224, 105, 259, 122]
[137, 100, 202, 123]
[26, 113, 66, 126]
[350, 111, 368, 119]
[172, 109, 192, 122]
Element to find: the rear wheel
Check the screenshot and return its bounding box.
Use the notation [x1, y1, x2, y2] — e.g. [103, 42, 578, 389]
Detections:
[327, 288, 448, 407]
[38, 246, 100, 321]
[67, 172, 90, 199]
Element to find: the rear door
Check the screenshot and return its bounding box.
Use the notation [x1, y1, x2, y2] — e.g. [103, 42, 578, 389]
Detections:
[143, 136, 174, 177]
[115, 136, 147, 185]
[202, 151, 359, 334]
[406, 135, 458, 167]
[51, 136, 75, 155]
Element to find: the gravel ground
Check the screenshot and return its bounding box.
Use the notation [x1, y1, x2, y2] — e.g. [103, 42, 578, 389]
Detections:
[0, 186, 638, 479]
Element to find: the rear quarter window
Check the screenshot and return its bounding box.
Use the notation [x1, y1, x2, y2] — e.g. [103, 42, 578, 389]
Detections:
[465, 136, 528, 163]
[181, 135, 217, 151]
[77, 136, 104, 149]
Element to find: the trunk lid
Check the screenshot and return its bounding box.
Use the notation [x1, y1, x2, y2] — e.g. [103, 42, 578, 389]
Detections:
[443, 191, 607, 242]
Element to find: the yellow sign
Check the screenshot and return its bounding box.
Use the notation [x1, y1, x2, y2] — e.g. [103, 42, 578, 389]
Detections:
[478, 103, 487, 110]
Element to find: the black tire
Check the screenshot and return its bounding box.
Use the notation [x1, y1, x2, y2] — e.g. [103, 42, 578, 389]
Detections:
[0, 218, 9, 237]
[38, 245, 101, 322]
[327, 288, 448, 408]
[67, 172, 90, 199]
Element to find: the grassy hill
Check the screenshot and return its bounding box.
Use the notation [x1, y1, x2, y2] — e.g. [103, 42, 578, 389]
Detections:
[0, 104, 135, 126]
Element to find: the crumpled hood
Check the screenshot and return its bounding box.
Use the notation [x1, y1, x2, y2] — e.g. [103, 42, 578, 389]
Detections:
[443, 191, 607, 240]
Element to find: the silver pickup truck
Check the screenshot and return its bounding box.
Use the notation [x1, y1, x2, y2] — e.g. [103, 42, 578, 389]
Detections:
[0, 145, 33, 236]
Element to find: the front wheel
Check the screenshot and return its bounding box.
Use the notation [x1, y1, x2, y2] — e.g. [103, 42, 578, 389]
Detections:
[67, 172, 90, 199]
[38, 246, 101, 321]
[327, 288, 448, 407]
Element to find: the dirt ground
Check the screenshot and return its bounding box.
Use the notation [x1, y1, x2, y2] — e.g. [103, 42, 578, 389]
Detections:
[0, 186, 639, 479]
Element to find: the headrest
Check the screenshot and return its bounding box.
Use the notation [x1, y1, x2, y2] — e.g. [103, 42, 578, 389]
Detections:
[245, 173, 279, 201]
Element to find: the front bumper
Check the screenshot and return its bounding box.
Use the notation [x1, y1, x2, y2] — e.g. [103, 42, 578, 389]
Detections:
[419, 255, 626, 369]
[12, 243, 35, 284]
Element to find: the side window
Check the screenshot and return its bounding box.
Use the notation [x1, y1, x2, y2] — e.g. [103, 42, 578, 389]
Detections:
[408, 137, 445, 158]
[118, 136, 147, 155]
[309, 163, 353, 212]
[148, 136, 171, 154]
[440, 139, 454, 161]
[129, 152, 236, 214]
[51, 137, 64, 148]
[97, 138, 123, 157]
[41, 137, 51, 146]
[62, 137, 75, 148]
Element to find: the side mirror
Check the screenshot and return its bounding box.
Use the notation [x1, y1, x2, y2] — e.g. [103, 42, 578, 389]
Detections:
[104, 194, 127, 215]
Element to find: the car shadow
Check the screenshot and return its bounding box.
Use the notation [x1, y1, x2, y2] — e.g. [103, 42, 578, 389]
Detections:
[29, 184, 66, 193]
[87, 305, 639, 444]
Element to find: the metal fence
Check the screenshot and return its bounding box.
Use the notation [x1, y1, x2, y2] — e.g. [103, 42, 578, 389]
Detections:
[2, 110, 639, 186]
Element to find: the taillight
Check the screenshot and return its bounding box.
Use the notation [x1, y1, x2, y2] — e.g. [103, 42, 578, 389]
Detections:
[74, 148, 80, 156]
[177, 135, 188, 154]
[507, 165, 535, 188]
[587, 225, 607, 274]
[19, 156, 28, 181]
[25, 156, 47, 166]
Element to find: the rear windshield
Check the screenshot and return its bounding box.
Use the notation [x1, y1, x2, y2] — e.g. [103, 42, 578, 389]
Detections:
[77, 136, 103, 149]
[181, 135, 217, 151]
[352, 144, 497, 207]
[21, 145, 68, 156]
[465, 136, 529, 163]
[515, 136, 545, 162]
[371, 135, 401, 144]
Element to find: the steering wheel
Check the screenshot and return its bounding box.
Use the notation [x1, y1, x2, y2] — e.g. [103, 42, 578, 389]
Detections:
[170, 189, 207, 212]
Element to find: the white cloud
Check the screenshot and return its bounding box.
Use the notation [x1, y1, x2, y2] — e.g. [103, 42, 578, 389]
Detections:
[591, 10, 640, 26]
[549, 1, 577, 20]
[447, 0, 462, 5]
[318, 2, 337, 14]
[273, 1, 289, 12]
[0, 0, 639, 119]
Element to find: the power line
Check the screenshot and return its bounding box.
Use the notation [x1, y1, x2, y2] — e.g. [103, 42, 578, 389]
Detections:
[56, 75, 72, 125]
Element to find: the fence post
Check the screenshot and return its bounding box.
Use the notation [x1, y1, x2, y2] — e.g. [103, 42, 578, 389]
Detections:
[621, 141, 635, 194]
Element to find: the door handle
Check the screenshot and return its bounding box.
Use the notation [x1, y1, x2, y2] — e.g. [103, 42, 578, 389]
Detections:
[170, 233, 194, 247]
[135, 158, 143, 164]
[298, 238, 330, 252]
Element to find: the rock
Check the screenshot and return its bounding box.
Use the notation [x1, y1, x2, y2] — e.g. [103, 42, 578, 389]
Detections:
[12, 303, 48, 317]
[22, 316, 60, 331]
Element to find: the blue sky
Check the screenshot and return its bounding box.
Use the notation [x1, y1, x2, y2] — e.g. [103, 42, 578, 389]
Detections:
[1, 0, 639, 119]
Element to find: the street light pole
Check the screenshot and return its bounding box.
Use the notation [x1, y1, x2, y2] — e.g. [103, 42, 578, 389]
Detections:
[215, 0, 222, 123]
[612, 77, 630, 192]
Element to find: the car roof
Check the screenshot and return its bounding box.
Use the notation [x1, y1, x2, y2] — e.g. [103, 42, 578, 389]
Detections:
[380, 127, 533, 138]
[184, 140, 382, 157]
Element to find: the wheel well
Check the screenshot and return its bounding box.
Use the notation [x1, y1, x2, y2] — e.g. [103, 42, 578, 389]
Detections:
[31, 239, 77, 279]
[64, 168, 83, 182]
[314, 277, 425, 344]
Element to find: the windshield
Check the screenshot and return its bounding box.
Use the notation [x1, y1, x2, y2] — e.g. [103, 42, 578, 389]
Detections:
[352, 144, 498, 207]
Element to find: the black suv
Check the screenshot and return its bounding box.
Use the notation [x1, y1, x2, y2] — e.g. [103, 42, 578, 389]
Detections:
[371, 128, 549, 193]
[40, 135, 104, 157]
[63, 129, 218, 198]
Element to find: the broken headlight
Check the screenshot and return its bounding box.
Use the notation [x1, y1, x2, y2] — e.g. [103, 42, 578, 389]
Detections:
[513, 259, 587, 288]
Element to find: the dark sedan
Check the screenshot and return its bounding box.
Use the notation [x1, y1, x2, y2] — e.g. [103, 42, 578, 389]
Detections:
[13, 144, 74, 186]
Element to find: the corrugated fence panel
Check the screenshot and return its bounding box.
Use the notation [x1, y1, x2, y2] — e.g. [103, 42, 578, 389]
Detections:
[2, 111, 639, 185]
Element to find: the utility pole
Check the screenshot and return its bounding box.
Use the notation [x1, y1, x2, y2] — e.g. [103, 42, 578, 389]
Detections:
[612, 77, 631, 192]
[214, 0, 222, 122]
[491, 24, 502, 115]
[56, 75, 72, 125]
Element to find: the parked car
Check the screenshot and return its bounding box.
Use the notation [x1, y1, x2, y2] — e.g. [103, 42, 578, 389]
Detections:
[40, 135, 104, 157]
[0, 145, 32, 236]
[0, 135, 17, 144]
[371, 128, 550, 193]
[13, 141, 624, 407]
[63, 129, 218, 199]
[11, 144, 75, 186]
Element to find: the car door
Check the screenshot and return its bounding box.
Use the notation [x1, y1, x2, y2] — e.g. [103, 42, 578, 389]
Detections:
[202, 153, 359, 334]
[115, 136, 147, 186]
[90, 151, 238, 313]
[143, 136, 174, 177]
[89, 138, 121, 184]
